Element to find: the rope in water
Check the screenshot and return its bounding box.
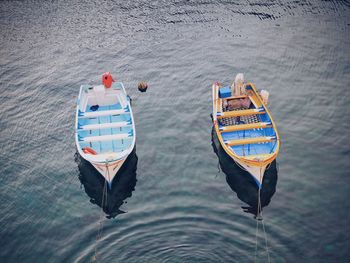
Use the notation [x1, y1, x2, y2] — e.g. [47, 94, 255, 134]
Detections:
[93, 164, 109, 262]
[254, 167, 270, 263]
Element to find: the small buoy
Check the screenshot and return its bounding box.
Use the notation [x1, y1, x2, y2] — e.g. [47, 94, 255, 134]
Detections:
[138, 81, 148, 92]
[102, 72, 115, 88]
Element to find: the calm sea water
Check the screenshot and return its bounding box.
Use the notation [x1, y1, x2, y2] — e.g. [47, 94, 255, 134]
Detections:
[1, 1, 350, 262]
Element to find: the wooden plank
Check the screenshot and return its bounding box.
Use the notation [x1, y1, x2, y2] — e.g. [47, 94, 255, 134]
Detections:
[217, 108, 265, 118]
[248, 94, 262, 108]
[220, 122, 271, 132]
[79, 108, 128, 118]
[79, 121, 131, 130]
[222, 95, 249, 100]
[243, 154, 274, 160]
[225, 136, 276, 146]
[215, 98, 221, 114]
[80, 133, 132, 143]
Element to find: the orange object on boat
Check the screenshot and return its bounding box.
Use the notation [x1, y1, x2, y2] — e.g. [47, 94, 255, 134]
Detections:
[82, 147, 97, 155]
[102, 72, 115, 88]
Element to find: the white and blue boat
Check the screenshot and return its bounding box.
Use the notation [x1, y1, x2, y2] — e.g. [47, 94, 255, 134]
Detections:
[75, 81, 136, 188]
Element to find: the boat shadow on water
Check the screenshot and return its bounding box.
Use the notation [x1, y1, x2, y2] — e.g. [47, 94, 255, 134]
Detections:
[211, 126, 278, 216]
[75, 147, 138, 219]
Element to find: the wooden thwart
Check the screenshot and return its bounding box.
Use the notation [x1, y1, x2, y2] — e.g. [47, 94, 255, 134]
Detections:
[80, 133, 131, 143]
[217, 108, 265, 118]
[79, 122, 130, 131]
[222, 95, 249, 100]
[225, 136, 276, 146]
[220, 122, 271, 132]
[79, 108, 128, 118]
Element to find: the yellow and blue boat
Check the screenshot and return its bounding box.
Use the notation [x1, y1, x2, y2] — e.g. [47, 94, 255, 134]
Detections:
[212, 74, 280, 188]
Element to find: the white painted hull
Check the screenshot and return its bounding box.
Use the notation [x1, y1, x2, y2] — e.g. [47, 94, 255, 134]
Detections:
[75, 81, 136, 188]
[91, 158, 127, 188]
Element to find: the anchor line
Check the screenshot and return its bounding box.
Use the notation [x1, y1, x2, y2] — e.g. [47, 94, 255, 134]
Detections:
[93, 163, 109, 262]
[254, 167, 270, 263]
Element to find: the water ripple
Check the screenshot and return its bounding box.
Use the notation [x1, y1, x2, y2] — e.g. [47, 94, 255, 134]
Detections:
[1, 0, 350, 262]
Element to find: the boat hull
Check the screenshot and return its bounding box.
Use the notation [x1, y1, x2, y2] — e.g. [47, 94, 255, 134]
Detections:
[91, 158, 127, 188]
[212, 77, 280, 189]
[231, 158, 267, 188]
[76, 147, 138, 218]
[211, 125, 278, 212]
[75, 82, 136, 187]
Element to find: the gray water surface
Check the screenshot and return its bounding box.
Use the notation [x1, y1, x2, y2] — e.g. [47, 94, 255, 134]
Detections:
[1, 1, 350, 262]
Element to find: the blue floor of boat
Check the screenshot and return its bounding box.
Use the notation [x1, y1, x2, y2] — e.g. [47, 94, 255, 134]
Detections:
[230, 141, 278, 156]
[85, 103, 122, 113]
[221, 127, 277, 156]
[78, 103, 133, 154]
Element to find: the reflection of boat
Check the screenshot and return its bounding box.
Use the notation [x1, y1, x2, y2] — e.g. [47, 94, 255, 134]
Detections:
[75, 75, 136, 188]
[212, 74, 280, 188]
[211, 126, 277, 214]
[75, 147, 138, 218]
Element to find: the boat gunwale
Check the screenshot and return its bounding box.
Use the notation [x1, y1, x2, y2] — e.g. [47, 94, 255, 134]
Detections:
[75, 82, 136, 164]
[212, 82, 280, 167]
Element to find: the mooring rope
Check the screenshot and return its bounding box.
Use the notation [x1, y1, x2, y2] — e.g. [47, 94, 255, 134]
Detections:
[261, 211, 270, 263]
[254, 167, 270, 263]
[93, 164, 109, 262]
[254, 205, 260, 262]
